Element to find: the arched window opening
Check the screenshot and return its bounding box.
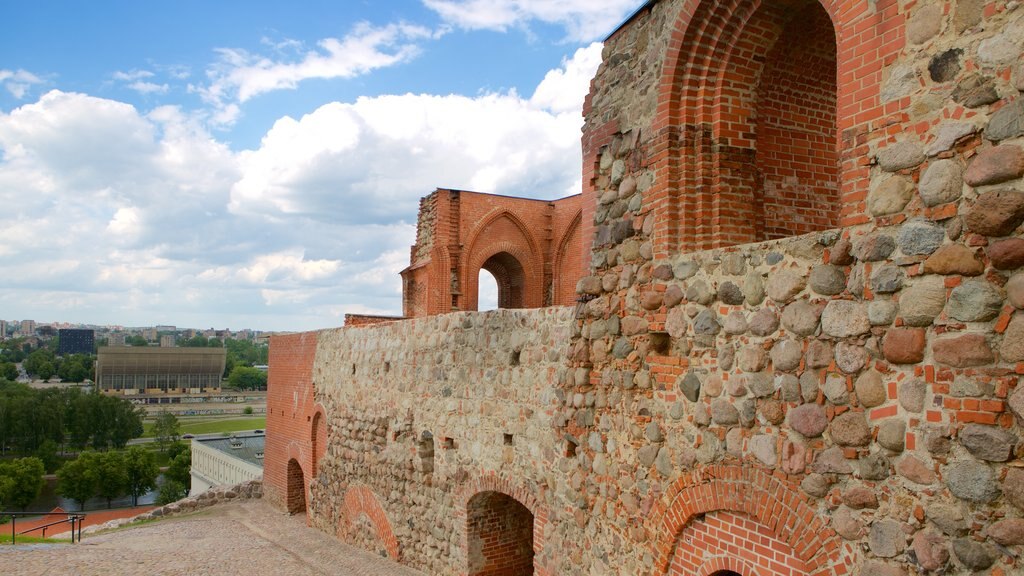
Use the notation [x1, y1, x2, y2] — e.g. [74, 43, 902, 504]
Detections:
[467, 491, 534, 576]
[711, 572, 743, 576]
[480, 252, 526, 310]
[311, 411, 326, 476]
[286, 458, 307, 515]
[478, 269, 499, 311]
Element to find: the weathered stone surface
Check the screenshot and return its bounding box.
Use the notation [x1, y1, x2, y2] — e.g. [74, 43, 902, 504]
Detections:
[868, 300, 898, 326]
[989, 238, 1024, 270]
[855, 371, 887, 408]
[966, 189, 1024, 237]
[812, 446, 852, 474]
[877, 419, 906, 452]
[987, 518, 1024, 546]
[959, 423, 1016, 461]
[853, 233, 896, 261]
[789, 404, 827, 438]
[877, 141, 925, 172]
[933, 333, 994, 367]
[869, 176, 914, 216]
[944, 460, 1000, 503]
[665, 307, 688, 339]
[663, 284, 684, 308]
[929, 48, 963, 83]
[710, 398, 739, 426]
[770, 339, 802, 372]
[747, 307, 778, 336]
[899, 276, 946, 326]
[882, 328, 926, 364]
[860, 561, 906, 576]
[673, 259, 698, 280]
[911, 531, 949, 572]
[686, 279, 714, 305]
[621, 315, 648, 336]
[779, 374, 801, 402]
[922, 244, 984, 276]
[899, 378, 927, 413]
[835, 342, 867, 373]
[881, 63, 918, 103]
[898, 219, 945, 255]
[1007, 273, 1024, 308]
[748, 435, 776, 467]
[782, 299, 821, 336]
[952, 538, 995, 570]
[577, 276, 602, 295]
[955, 0, 984, 32]
[759, 399, 784, 425]
[951, 375, 993, 397]
[1004, 468, 1024, 511]
[952, 73, 1000, 108]
[679, 370, 703, 402]
[766, 270, 806, 303]
[809, 265, 846, 295]
[830, 237, 854, 265]
[870, 265, 903, 294]
[718, 344, 735, 371]
[869, 519, 906, 558]
[805, 340, 832, 369]
[800, 372, 819, 403]
[736, 346, 767, 372]
[964, 145, 1024, 187]
[859, 453, 891, 481]
[830, 412, 870, 446]
[821, 300, 869, 337]
[928, 122, 978, 156]
[722, 311, 747, 335]
[919, 159, 963, 207]
[907, 3, 942, 44]
[929, 503, 967, 536]
[985, 97, 1024, 142]
[693, 308, 720, 335]
[946, 280, 1003, 322]
[843, 485, 878, 509]
[801, 474, 830, 498]
[832, 507, 865, 540]
[896, 454, 935, 485]
[717, 281, 744, 305]
[745, 372, 775, 398]
[823, 373, 849, 404]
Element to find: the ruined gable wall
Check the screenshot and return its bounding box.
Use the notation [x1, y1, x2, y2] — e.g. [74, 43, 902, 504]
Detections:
[571, 0, 1024, 574]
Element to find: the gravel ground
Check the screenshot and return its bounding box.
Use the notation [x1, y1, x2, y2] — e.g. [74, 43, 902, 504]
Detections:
[0, 500, 424, 576]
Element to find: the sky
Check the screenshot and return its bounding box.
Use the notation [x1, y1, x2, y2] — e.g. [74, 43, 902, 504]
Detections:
[0, 0, 645, 332]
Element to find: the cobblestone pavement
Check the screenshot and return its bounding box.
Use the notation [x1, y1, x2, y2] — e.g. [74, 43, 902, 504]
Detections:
[0, 500, 425, 576]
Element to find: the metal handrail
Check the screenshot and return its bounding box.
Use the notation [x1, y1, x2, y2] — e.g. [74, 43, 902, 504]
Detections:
[1, 511, 86, 544]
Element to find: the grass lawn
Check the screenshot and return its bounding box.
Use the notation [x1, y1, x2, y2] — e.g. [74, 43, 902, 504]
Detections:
[142, 416, 266, 438]
[0, 533, 71, 544]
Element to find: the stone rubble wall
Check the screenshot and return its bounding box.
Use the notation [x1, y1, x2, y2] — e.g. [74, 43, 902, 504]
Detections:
[569, 0, 1024, 574]
[307, 308, 575, 575]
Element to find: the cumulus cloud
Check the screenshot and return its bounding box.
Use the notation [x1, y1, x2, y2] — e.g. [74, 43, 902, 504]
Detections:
[423, 0, 643, 41]
[0, 69, 44, 99]
[0, 40, 599, 331]
[193, 22, 435, 125]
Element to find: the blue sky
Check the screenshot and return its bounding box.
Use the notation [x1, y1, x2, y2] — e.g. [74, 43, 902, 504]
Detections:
[0, 1, 643, 332]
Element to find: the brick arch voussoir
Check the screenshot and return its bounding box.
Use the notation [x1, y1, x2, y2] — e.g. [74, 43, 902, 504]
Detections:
[310, 404, 328, 476]
[696, 555, 760, 576]
[553, 210, 583, 306]
[648, 465, 844, 576]
[465, 239, 542, 311]
[338, 485, 401, 561]
[463, 208, 544, 272]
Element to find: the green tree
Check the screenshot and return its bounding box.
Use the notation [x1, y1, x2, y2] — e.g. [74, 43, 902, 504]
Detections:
[124, 447, 159, 507]
[227, 366, 267, 391]
[34, 439, 62, 473]
[95, 451, 128, 509]
[57, 354, 93, 382]
[22, 349, 55, 377]
[36, 361, 55, 381]
[0, 457, 45, 510]
[165, 449, 192, 489]
[125, 335, 148, 347]
[57, 452, 99, 511]
[152, 410, 181, 453]
[0, 362, 17, 381]
[156, 479, 187, 505]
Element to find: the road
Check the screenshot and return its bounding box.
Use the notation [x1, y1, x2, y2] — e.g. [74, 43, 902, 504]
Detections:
[126, 430, 264, 446]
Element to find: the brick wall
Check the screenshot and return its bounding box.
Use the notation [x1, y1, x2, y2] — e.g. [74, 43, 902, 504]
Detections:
[467, 491, 534, 576]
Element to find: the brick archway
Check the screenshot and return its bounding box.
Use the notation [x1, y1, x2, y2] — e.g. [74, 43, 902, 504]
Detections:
[286, 458, 307, 515]
[455, 474, 550, 576]
[310, 406, 327, 476]
[552, 211, 582, 306]
[640, 0, 900, 260]
[648, 465, 849, 576]
[338, 485, 401, 561]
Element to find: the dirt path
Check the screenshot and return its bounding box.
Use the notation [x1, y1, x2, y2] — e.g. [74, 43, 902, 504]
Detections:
[0, 500, 424, 576]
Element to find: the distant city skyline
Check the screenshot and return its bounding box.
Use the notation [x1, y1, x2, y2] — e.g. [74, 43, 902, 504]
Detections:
[1, 1, 644, 331]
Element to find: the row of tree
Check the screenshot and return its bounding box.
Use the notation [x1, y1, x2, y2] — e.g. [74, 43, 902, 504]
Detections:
[0, 457, 45, 511]
[0, 381, 144, 455]
[21, 349, 94, 382]
[56, 444, 191, 510]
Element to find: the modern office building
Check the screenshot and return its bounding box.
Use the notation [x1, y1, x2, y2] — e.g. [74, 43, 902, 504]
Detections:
[57, 328, 95, 355]
[95, 346, 225, 395]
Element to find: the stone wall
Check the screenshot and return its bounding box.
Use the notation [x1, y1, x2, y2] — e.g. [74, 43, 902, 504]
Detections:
[264, 0, 1024, 574]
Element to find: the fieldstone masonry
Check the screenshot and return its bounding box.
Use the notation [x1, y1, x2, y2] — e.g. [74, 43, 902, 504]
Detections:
[265, 0, 1024, 574]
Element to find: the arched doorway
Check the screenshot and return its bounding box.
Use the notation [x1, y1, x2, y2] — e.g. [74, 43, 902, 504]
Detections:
[480, 252, 526, 310]
[286, 458, 306, 515]
[467, 491, 534, 575]
[311, 411, 326, 476]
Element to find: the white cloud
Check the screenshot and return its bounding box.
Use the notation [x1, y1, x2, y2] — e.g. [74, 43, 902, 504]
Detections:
[531, 43, 603, 113]
[0, 68, 44, 99]
[113, 70, 155, 82]
[0, 42, 598, 331]
[194, 22, 435, 125]
[423, 0, 643, 41]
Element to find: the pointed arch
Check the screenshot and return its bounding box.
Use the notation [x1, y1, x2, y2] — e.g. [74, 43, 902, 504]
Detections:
[462, 209, 545, 312]
[553, 210, 583, 306]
